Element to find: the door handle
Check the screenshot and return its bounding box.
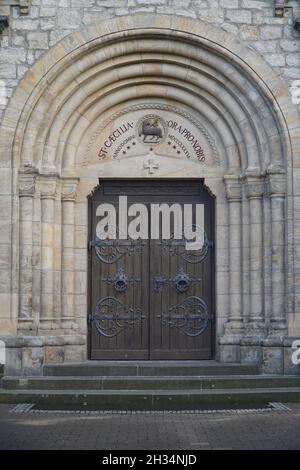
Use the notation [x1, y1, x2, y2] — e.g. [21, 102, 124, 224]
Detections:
[102, 268, 141, 293]
[174, 271, 191, 293]
[153, 270, 201, 293]
[112, 269, 129, 293]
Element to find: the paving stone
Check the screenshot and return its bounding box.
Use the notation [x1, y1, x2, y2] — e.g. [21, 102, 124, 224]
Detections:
[0, 403, 299, 449]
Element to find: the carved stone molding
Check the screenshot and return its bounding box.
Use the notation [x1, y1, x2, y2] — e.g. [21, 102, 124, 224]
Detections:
[19, 173, 36, 197]
[267, 165, 286, 197]
[61, 178, 79, 202]
[39, 176, 57, 200]
[243, 170, 265, 199]
[224, 174, 242, 201]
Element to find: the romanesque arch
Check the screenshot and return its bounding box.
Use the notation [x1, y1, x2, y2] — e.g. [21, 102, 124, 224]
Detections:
[0, 15, 298, 372]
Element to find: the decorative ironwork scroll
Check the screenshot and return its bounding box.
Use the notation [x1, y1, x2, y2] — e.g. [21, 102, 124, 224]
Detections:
[92, 297, 145, 338]
[90, 236, 145, 264]
[156, 296, 210, 337]
[161, 225, 212, 264]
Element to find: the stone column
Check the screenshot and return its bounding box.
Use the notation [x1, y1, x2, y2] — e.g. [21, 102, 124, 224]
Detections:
[39, 176, 57, 331]
[261, 166, 287, 374]
[240, 171, 266, 364]
[18, 172, 36, 330]
[61, 178, 79, 330]
[244, 171, 266, 335]
[220, 175, 244, 362]
[268, 166, 287, 334]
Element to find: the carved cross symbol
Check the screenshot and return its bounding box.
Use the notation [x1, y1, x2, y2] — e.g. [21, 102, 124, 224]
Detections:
[144, 159, 159, 175]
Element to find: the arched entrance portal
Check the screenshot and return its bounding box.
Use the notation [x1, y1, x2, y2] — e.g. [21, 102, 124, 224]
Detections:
[88, 180, 215, 360]
[0, 15, 298, 375]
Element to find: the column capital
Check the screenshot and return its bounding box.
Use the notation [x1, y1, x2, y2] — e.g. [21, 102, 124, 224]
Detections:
[39, 176, 57, 200]
[243, 169, 265, 199]
[61, 178, 79, 202]
[19, 173, 36, 197]
[267, 165, 286, 197]
[224, 174, 242, 201]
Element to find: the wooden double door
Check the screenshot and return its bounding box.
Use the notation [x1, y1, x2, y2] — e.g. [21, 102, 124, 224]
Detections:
[88, 180, 215, 360]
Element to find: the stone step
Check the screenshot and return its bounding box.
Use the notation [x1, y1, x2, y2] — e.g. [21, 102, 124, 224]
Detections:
[2, 375, 300, 391]
[43, 361, 260, 377]
[0, 387, 300, 410]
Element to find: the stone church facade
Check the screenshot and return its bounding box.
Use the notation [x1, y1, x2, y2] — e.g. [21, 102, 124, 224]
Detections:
[0, 0, 300, 376]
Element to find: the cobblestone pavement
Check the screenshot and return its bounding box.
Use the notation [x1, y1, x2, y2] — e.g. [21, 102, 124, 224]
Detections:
[0, 404, 300, 450]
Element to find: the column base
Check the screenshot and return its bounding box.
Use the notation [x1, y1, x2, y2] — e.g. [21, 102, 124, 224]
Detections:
[245, 319, 266, 336]
[17, 318, 38, 335]
[0, 336, 44, 376]
[224, 319, 244, 333]
[38, 320, 60, 333]
[219, 332, 243, 363]
[0, 335, 86, 376]
[61, 319, 79, 331]
[269, 319, 288, 336]
[261, 336, 286, 374]
[240, 335, 264, 365]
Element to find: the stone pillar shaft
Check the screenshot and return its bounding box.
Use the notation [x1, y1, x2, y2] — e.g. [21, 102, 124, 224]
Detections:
[39, 177, 57, 328]
[18, 173, 36, 324]
[245, 173, 265, 333]
[61, 179, 78, 328]
[268, 169, 287, 333]
[219, 175, 243, 363]
[224, 175, 243, 331]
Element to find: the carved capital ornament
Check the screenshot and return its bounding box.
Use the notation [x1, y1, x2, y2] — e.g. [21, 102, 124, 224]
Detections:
[267, 165, 286, 197]
[19, 174, 36, 198]
[224, 174, 242, 201]
[61, 178, 79, 202]
[39, 176, 57, 200]
[243, 169, 265, 199]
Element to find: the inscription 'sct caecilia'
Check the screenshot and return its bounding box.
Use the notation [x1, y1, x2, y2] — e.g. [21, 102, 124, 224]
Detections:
[98, 122, 134, 160]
